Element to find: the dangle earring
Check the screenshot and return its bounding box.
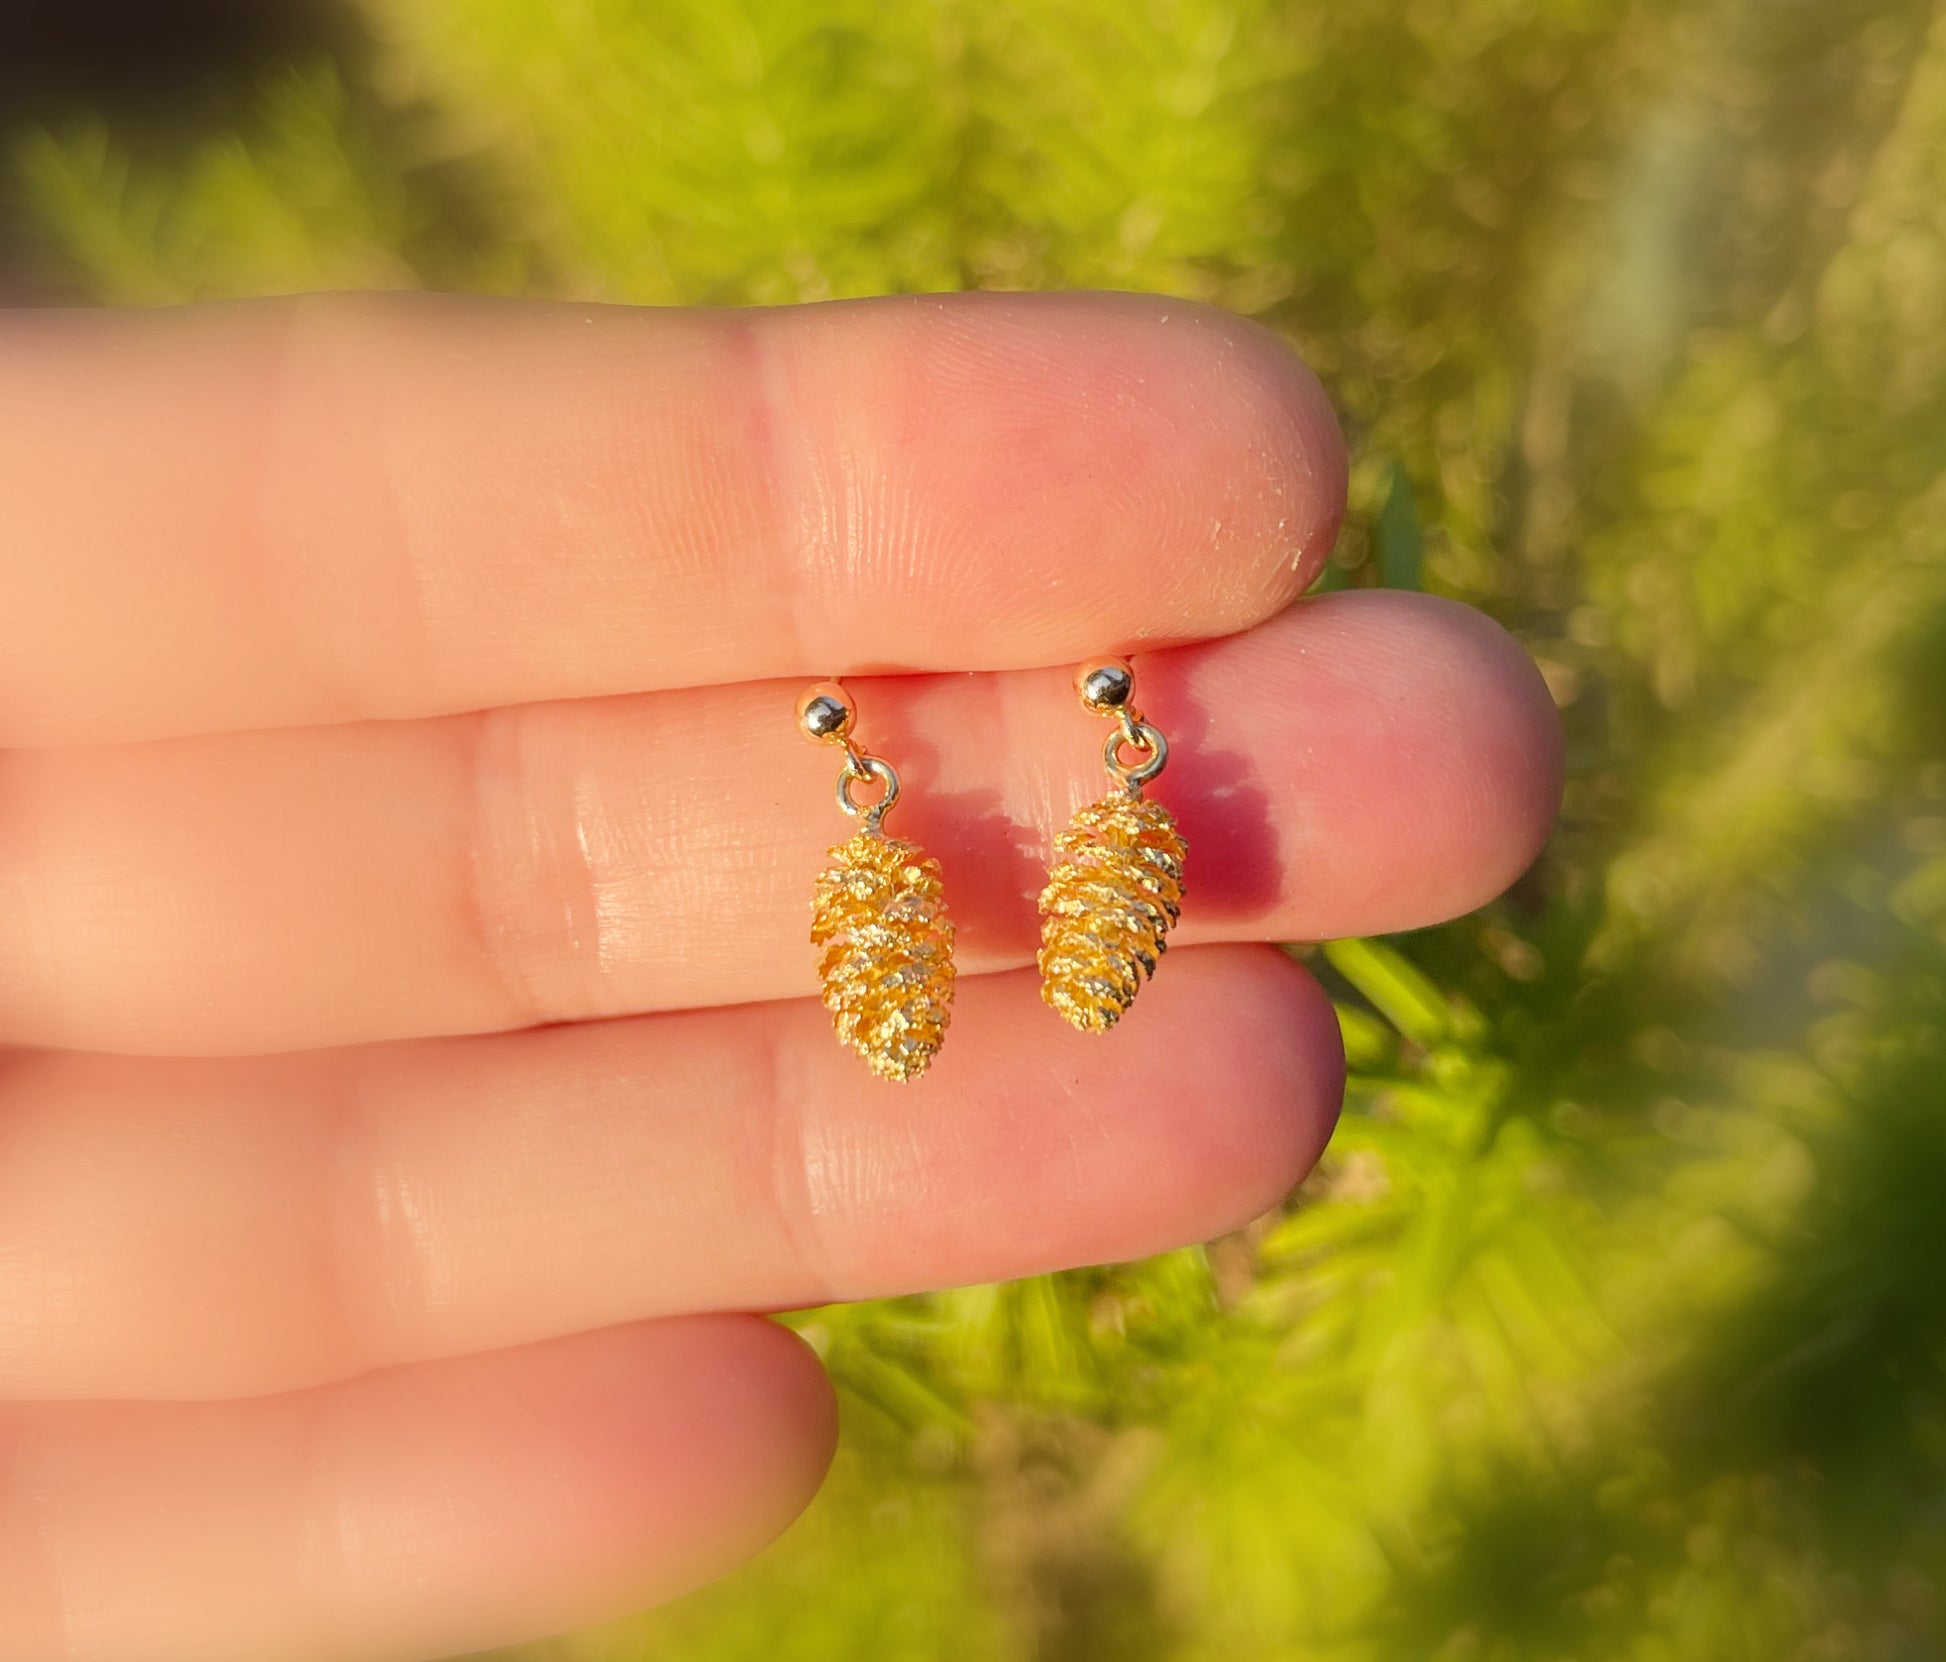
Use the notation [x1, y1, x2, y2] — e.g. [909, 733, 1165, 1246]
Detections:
[796, 682, 956, 1082]
[1038, 658, 1187, 1032]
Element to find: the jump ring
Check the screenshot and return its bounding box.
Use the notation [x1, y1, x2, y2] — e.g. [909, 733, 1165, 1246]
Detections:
[1103, 721, 1169, 788]
[837, 754, 902, 823]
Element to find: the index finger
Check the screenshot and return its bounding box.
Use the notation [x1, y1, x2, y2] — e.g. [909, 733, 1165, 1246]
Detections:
[0, 290, 1344, 747]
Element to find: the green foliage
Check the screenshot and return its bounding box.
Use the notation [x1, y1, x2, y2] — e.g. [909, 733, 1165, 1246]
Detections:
[12, 0, 1946, 1655]
[15, 67, 429, 302]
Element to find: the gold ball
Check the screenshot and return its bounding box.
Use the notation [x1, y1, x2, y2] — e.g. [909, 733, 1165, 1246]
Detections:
[1075, 657, 1135, 713]
[796, 681, 855, 743]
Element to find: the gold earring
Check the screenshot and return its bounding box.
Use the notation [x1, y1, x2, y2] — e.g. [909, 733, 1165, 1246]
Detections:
[1038, 658, 1187, 1032]
[797, 682, 956, 1082]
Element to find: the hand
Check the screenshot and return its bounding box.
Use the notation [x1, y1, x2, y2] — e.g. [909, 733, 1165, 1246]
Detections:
[0, 291, 1560, 1662]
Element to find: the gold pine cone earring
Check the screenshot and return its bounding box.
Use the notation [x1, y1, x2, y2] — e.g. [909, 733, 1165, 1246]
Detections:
[797, 682, 956, 1082]
[1038, 658, 1187, 1032]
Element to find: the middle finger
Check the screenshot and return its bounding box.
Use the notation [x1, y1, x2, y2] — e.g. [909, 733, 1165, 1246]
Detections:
[0, 592, 1559, 1055]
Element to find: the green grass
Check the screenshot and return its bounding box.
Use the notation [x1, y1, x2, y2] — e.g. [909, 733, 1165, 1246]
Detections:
[12, 0, 1946, 1655]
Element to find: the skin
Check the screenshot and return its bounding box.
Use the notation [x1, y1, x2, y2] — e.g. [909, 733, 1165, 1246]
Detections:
[0, 290, 1563, 1662]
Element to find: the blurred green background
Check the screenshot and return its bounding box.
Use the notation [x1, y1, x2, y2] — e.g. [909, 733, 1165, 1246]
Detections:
[8, 0, 1946, 1656]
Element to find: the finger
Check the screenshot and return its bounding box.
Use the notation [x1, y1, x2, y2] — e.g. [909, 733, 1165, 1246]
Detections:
[0, 290, 1343, 747]
[0, 947, 1339, 1402]
[0, 1319, 833, 1662]
[0, 592, 1560, 1055]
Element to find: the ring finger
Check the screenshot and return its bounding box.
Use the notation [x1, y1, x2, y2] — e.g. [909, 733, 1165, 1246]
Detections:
[0, 946, 1339, 1402]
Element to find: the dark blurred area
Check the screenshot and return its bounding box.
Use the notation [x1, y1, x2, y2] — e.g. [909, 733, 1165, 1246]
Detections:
[0, 0, 347, 298]
[0, 0, 340, 116]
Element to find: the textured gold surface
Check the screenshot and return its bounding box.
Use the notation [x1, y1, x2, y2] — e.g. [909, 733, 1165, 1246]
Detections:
[811, 829, 956, 1081]
[1038, 792, 1187, 1031]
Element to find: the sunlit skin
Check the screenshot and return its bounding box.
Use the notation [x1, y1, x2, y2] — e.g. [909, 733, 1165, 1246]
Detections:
[0, 290, 1562, 1662]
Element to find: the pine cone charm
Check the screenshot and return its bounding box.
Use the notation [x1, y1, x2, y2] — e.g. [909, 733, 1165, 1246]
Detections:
[811, 828, 956, 1082]
[1038, 791, 1187, 1032]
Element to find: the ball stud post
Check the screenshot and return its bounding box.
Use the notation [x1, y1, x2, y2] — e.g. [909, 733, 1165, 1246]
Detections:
[796, 681, 855, 743]
[1075, 657, 1135, 714]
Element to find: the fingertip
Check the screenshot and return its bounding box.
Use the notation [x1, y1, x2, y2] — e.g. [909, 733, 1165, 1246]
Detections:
[1159, 590, 1563, 936]
[1148, 946, 1346, 1237]
[1384, 591, 1565, 905]
[557, 1317, 837, 1603]
[1138, 296, 1349, 602]
[1058, 293, 1350, 625]
[678, 1315, 840, 1524]
[1265, 945, 1351, 1185]
[780, 290, 1348, 668]
[344, 1317, 838, 1651]
[1005, 944, 1344, 1252]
